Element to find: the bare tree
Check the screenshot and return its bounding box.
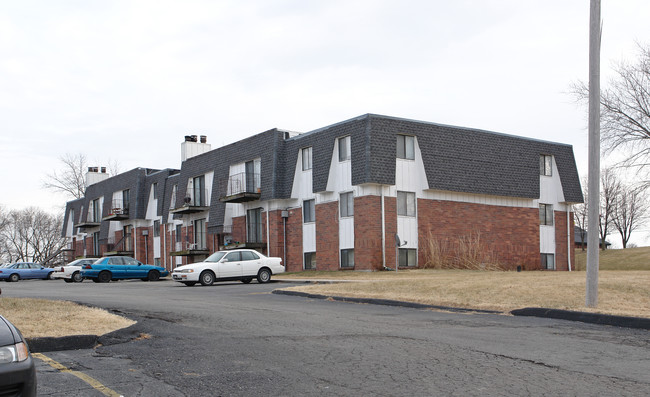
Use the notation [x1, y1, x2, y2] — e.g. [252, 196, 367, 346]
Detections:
[43, 153, 87, 199]
[0, 207, 67, 264]
[572, 44, 650, 178]
[574, 178, 589, 251]
[612, 184, 648, 248]
[599, 169, 620, 250]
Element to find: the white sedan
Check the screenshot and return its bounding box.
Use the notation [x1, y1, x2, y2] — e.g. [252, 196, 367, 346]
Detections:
[171, 249, 284, 286]
[52, 258, 97, 283]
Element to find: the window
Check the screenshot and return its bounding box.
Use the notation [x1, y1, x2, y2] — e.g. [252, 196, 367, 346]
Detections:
[303, 199, 315, 223]
[541, 253, 555, 270]
[340, 192, 354, 217]
[91, 198, 100, 222]
[193, 175, 205, 206]
[397, 191, 416, 217]
[399, 248, 417, 267]
[241, 251, 260, 261]
[122, 189, 130, 212]
[338, 136, 351, 161]
[539, 204, 553, 226]
[194, 218, 206, 249]
[153, 220, 160, 237]
[247, 208, 263, 243]
[175, 224, 182, 243]
[153, 183, 158, 200]
[304, 252, 316, 270]
[340, 249, 354, 268]
[225, 252, 241, 262]
[540, 155, 552, 176]
[397, 135, 415, 160]
[154, 258, 161, 267]
[302, 147, 313, 171]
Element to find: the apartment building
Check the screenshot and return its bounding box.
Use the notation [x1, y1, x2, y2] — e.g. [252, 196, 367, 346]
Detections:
[62, 114, 583, 271]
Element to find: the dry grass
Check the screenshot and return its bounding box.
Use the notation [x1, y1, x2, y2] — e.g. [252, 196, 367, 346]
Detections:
[0, 298, 135, 338]
[280, 269, 650, 318]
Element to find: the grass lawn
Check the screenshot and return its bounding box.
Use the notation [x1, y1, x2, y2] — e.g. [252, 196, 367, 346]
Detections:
[0, 298, 135, 338]
[574, 246, 650, 271]
[279, 269, 650, 318]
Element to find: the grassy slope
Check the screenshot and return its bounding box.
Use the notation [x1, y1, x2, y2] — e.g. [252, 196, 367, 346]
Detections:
[573, 246, 650, 271]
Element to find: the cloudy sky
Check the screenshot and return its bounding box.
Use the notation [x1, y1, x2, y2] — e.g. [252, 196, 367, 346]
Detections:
[1, 0, 649, 242]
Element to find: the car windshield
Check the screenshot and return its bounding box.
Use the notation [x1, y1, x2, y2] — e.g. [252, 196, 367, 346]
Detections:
[67, 259, 87, 266]
[204, 251, 227, 262]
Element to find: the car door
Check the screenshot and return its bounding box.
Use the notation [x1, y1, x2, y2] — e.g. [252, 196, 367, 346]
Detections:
[16, 263, 31, 279]
[240, 250, 262, 276]
[124, 257, 146, 278]
[30, 263, 49, 279]
[218, 252, 243, 278]
[107, 257, 127, 278]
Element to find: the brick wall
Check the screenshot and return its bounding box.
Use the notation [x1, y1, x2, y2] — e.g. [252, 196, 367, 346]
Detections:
[384, 196, 397, 269]
[232, 216, 246, 245]
[285, 207, 303, 272]
[417, 199, 540, 270]
[354, 195, 383, 271]
[316, 201, 339, 270]
[554, 210, 575, 271]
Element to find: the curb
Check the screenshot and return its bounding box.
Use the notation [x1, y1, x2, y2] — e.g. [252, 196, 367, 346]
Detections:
[272, 289, 502, 314]
[511, 308, 650, 330]
[273, 289, 650, 330]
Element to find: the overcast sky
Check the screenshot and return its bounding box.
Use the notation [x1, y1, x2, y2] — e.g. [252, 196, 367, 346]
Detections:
[1, 1, 649, 243]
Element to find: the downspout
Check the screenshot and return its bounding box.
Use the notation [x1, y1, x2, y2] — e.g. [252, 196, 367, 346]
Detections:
[163, 224, 167, 270]
[283, 211, 287, 267]
[567, 204, 572, 271]
[381, 187, 386, 269]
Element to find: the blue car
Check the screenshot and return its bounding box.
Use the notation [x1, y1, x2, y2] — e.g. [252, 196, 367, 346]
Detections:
[0, 262, 54, 282]
[81, 256, 169, 283]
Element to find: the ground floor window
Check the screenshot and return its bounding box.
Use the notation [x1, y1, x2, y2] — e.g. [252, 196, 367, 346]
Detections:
[154, 258, 161, 267]
[398, 248, 417, 267]
[247, 208, 263, 243]
[92, 232, 100, 256]
[340, 249, 354, 268]
[304, 252, 316, 270]
[541, 253, 555, 270]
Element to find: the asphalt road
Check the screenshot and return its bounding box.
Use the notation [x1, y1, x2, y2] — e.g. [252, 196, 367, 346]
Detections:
[3, 279, 650, 396]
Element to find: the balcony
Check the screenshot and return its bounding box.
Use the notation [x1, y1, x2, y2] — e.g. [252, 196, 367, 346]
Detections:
[103, 236, 134, 257]
[219, 172, 261, 203]
[170, 242, 210, 257]
[103, 199, 130, 221]
[74, 219, 101, 230]
[170, 195, 209, 215]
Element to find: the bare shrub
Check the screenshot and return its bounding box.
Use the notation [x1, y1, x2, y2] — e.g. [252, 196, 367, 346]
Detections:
[422, 231, 508, 270]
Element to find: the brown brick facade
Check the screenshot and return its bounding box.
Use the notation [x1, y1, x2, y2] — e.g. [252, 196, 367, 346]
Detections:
[554, 210, 575, 271]
[417, 199, 540, 270]
[315, 201, 339, 270]
[354, 195, 383, 271]
[285, 208, 304, 272]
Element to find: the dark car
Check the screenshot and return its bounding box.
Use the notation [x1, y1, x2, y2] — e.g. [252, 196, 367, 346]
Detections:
[0, 315, 36, 396]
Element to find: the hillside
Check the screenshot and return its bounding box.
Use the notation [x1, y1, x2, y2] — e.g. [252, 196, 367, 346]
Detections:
[574, 246, 650, 271]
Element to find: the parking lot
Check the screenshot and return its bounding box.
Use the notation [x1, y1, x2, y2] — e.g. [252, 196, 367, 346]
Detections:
[3, 278, 650, 396]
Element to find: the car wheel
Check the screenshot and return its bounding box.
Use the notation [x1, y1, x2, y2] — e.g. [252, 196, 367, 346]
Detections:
[257, 268, 271, 284]
[72, 272, 83, 283]
[182, 282, 196, 287]
[147, 270, 160, 282]
[64, 279, 73, 283]
[97, 271, 111, 283]
[199, 270, 215, 286]
[45, 272, 54, 280]
[92, 278, 100, 283]
[241, 277, 253, 284]
[9, 274, 19, 282]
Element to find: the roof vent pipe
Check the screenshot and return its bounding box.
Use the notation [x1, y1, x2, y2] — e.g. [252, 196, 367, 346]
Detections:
[200, 135, 207, 143]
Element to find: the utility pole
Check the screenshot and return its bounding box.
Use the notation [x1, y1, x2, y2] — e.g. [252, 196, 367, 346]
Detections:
[586, 0, 601, 307]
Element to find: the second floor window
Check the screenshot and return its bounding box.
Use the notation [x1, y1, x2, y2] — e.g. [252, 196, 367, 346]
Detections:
[539, 204, 553, 226]
[303, 199, 315, 223]
[91, 198, 100, 222]
[339, 136, 351, 161]
[340, 192, 354, 217]
[397, 135, 415, 160]
[397, 191, 416, 217]
[302, 147, 313, 171]
[122, 189, 130, 212]
[153, 220, 160, 237]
